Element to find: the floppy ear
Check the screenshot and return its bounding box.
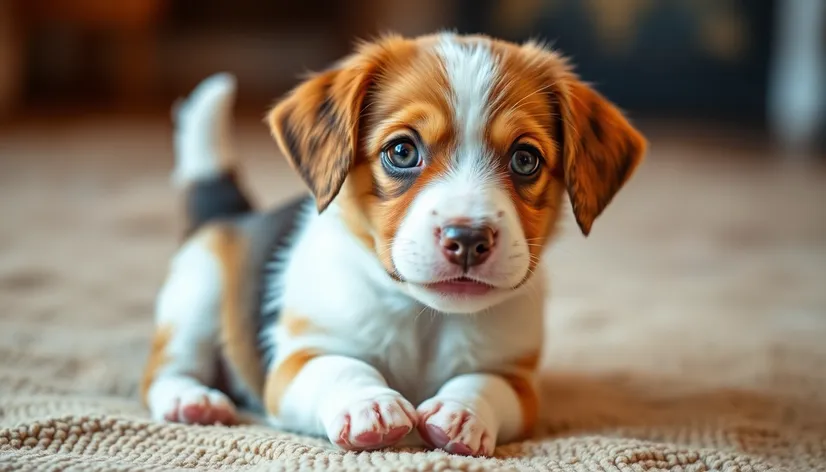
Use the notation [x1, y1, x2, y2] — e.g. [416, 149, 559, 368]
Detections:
[556, 79, 647, 236]
[267, 55, 377, 212]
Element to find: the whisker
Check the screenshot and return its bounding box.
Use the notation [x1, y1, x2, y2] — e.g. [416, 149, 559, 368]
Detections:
[508, 82, 557, 114]
[413, 303, 429, 323]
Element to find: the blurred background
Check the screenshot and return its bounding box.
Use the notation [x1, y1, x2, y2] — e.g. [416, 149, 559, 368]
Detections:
[1, 3, 826, 462]
[1, 0, 825, 325]
[0, 0, 824, 145]
[1, 0, 826, 378]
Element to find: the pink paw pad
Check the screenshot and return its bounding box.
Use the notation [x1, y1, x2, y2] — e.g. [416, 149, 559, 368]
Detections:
[161, 387, 237, 425]
[328, 396, 417, 451]
[418, 401, 495, 457]
[353, 430, 382, 446]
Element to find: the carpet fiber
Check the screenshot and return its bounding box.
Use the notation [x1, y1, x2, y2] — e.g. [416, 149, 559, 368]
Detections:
[1, 119, 825, 471]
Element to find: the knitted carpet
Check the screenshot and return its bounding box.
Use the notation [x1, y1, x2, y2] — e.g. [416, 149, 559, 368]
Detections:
[1, 120, 825, 471]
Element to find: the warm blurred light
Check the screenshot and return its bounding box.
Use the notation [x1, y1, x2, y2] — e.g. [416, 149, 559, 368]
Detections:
[0, 0, 821, 151]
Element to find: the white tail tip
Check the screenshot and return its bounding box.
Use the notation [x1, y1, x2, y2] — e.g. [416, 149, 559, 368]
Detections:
[172, 72, 238, 187]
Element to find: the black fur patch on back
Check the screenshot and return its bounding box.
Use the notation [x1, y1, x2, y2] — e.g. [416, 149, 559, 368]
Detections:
[185, 170, 253, 237]
[256, 195, 313, 369]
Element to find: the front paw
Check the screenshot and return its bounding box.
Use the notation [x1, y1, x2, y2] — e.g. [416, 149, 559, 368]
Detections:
[417, 399, 496, 456]
[325, 394, 418, 451]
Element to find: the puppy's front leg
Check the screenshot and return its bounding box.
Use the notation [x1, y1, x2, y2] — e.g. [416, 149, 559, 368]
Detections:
[417, 372, 538, 456]
[265, 352, 417, 450]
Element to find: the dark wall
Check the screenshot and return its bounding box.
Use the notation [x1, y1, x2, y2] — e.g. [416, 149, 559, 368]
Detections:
[11, 0, 782, 126]
[457, 0, 776, 124]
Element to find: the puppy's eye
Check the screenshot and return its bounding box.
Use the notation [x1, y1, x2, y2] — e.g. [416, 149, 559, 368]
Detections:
[382, 139, 421, 169]
[510, 146, 541, 176]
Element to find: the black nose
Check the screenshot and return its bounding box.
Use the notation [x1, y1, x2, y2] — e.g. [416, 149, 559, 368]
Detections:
[440, 224, 496, 270]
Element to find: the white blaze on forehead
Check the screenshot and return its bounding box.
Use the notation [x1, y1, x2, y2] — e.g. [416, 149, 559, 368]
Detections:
[389, 36, 532, 311]
[435, 34, 499, 180]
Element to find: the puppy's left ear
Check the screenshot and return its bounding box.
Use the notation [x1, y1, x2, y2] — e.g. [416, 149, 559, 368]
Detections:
[556, 79, 647, 236]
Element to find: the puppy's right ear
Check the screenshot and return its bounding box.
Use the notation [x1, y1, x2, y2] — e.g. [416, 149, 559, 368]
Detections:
[266, 64, 368, 212]
[268, 37, 409, 212]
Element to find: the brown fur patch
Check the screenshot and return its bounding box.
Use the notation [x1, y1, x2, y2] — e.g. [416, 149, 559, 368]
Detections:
[268, 33, 644, 278]
[264, 349, 319, 415]
[281, 310, 318, 337]
[372, 149, 452, 275]
[140, 325, 172, 405]
[514, 351, 541, 371]
[267, 35, 419, 212]
[208, 225, 265, 398]
[501, 372, 539, 439]
[483, 38, 645, 257]
[485, 40, 569, 269]
[552, 66, 647, 236]
[336, 163, 379, 253]
[333, 40, 455, 275]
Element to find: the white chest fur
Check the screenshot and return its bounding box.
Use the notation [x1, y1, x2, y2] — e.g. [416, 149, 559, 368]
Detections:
[370, 304, 543, 405]
[263, 205, 546, 405]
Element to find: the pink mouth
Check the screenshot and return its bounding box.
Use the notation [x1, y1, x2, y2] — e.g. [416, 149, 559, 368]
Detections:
[425, 277, 495, 296]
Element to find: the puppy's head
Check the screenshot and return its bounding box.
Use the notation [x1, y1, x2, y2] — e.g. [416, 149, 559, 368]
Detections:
[268, 33, 646, 314]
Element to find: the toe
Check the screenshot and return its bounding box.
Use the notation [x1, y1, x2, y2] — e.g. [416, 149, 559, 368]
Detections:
[176, 389, 237, 425]
[162, 398, 181, 422]
[328, 396, 418, 450]
[480, 431, 495, 456]
[417, 400, 496, 456]
[395, 398, 419, 425]
[212, 406, 236, 425]
[384, 425, 410, 444]
[331, 414, 353, 448]
[378, 400, 414, 441]
[180, 396, 208, 423]
[423, 423, 451, 448]
[348, 403, 383, 442]
[206, 392, 237, 425]
[446, 442, 474, 456]
[353, 430, 383, 447]
[417, 399, 442, 419]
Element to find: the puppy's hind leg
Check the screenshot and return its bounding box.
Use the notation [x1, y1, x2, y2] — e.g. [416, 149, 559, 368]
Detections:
[141, 228, 237, 425]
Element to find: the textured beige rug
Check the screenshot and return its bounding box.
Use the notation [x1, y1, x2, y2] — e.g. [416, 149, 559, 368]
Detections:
[1, 119, 825, 471]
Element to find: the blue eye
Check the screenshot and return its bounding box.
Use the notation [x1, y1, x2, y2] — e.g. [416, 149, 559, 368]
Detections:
[382, 139, 420, 169]
[510, 147, 541, 176]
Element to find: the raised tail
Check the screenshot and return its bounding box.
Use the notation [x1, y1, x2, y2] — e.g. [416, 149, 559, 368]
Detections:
[172, 73, 254, 237]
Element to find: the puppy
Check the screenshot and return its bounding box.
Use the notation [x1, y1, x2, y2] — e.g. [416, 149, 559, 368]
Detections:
[141, 33, 646, 456]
